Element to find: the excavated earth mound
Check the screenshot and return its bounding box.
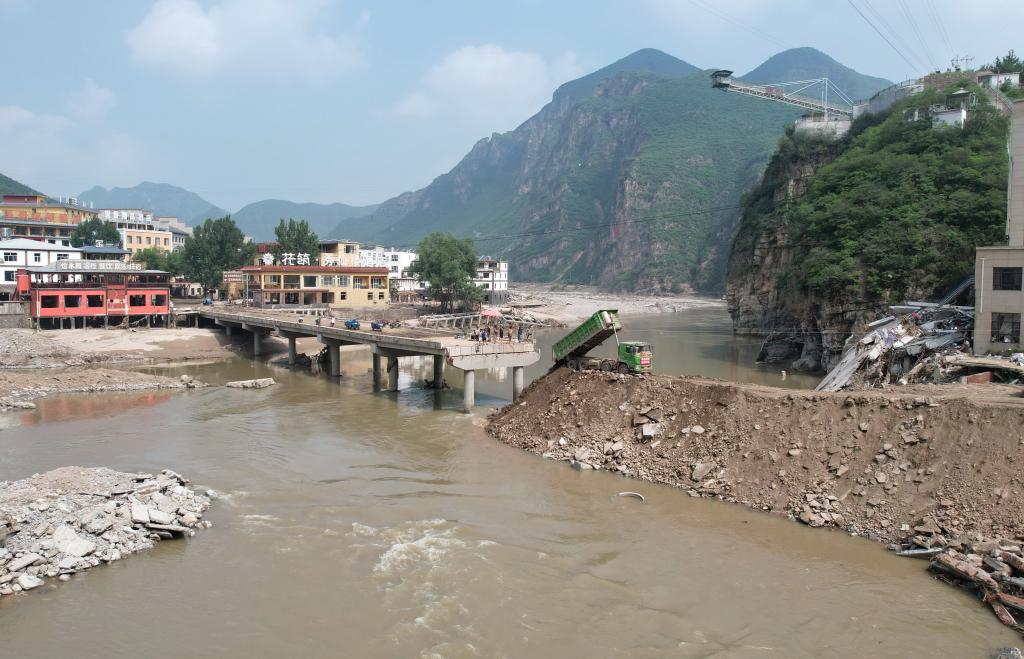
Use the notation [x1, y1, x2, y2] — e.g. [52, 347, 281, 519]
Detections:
[488, 369, 1024, 547]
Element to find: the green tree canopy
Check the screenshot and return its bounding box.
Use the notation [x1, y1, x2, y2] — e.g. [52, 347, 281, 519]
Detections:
[70, 218, 122, 248]
[987, 49, 1023, 73]
[131, 247, 185, 276]
[410, 232, 482, 312]
[273, 218, 319, 262]
[180, 216, 255, 291]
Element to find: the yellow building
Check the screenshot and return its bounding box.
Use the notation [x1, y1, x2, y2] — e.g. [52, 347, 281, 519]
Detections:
[0, 194, 98, 224]
[241, 265, 390, 308]
[122, 228, 173, 255]
[318, 239, 360, 267]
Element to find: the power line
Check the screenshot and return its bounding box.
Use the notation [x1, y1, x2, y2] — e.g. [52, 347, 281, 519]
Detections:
[923, 0, 955, 63]
[845, 0, 922, 76]
[683, 0, 791, 50]
[896, 0, 939, 72]
[860, 0, 929, 73]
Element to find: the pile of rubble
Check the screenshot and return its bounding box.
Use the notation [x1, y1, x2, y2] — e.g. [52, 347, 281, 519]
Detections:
[0, 467, 213, 598]
[818, 308, 1024, 391]
[893, 529, 1024, 633]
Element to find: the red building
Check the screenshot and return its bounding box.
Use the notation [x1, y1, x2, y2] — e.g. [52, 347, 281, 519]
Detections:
[16, 260, 171, 329]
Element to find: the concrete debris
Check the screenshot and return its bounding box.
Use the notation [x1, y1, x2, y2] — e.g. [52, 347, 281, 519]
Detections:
[0, 466, 212, 602]
[225, 378, 277, 389]
[814, 307, 1024, 391]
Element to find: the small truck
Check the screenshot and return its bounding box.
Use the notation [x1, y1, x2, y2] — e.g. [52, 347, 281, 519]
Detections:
[552, 309, 654, 374]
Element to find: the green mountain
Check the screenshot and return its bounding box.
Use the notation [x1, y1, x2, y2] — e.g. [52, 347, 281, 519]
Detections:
[0, 172, 43, 196]
[333, 48, 803, 292]
[726, 83, 1008, 371]
[233, 199, 378, 242]
[741, 47, 891, 101]
[78, 182, 228, 225]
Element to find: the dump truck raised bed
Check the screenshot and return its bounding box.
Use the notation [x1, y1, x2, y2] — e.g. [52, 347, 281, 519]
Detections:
[552, 309, 653, 374]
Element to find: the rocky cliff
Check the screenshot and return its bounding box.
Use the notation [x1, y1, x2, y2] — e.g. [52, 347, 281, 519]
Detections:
[727, 86, 1009, 372]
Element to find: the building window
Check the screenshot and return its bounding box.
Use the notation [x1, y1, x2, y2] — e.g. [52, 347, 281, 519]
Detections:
[64, 295, 82, 308]
[339, 291, 347, 300]
[991, 312, 1021, 344]
[993, 267, 1023, 291]
[367, 292, 373, 301]
[41, 295, 59, 308]
[145, 237, 151, 245]
[163, 238, 169, 246]
[87, 295, 103, 308]
[338, 275, 350, 288]
[56, 253, 69, 260]
[3, 271, 13, 282]
[32, 253, 41, 263]
[390, 254, 398, 261]
[303, 275, 318, 288]
[2, 252, 16, 262]
[322, 275, 335, 286]
[378, 292, 385, 300]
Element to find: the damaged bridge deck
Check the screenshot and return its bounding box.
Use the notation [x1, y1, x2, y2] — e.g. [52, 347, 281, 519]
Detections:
[199, 308, 539, 410]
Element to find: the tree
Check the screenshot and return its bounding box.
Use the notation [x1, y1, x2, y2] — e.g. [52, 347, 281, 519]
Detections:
[410, 232, 482, 312]
[388, 276, 399, 302]
[273, 218, 319, 262]
[70, 218, 122, 248]
[989, 49, 1023, 73]
[132, 248, 185, 276]
[180, 216, 255, 291]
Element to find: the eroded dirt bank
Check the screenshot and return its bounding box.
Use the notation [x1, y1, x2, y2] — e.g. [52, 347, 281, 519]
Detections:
[488, 369, 1024, 547]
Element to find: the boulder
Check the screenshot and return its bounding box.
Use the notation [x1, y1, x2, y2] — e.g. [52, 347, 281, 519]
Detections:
[225, 378, 276, 389]
[16, 574, 43, 591]
[52, 525, 96, 557]
[7, 552, 42, 572]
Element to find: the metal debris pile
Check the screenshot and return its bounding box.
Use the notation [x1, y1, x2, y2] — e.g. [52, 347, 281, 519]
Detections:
[818, 308, 1024, 391]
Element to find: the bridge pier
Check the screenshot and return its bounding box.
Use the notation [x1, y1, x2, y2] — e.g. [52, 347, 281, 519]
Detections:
[287, 336, 297, 365]
[463, 370, 475, 412]
[372, 353, 382, 391]
[387, 356, 399, 392]
[433, 354, 444, 388]
[512, 366, 524, 401]
[253, 331, 264, 356]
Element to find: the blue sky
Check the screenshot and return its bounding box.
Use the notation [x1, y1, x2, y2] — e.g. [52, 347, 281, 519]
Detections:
[0, 0, 1017, 211]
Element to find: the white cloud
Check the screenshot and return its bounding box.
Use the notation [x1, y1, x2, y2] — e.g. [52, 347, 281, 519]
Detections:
[396, 44, 583, 130]
[124, 0, 363, 79]
[67, 79, 116, 119]
[0, 105, 149, 195]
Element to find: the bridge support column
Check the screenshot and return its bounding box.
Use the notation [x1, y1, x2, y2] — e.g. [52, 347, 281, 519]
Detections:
[512, 366, 524, 402]
[462, 370, 475, 412]
[387, 356, 399, 392]
[372, 353, 382, 392]
[225, 325, 233, 337]
[327, 342, 340, 377]
[433, 354, 444, 388]
[253, 331, 264, 356]
[287, 336, 297, 365]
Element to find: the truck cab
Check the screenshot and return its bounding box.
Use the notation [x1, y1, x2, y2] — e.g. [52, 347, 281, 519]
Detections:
[618, 341, 653, 373]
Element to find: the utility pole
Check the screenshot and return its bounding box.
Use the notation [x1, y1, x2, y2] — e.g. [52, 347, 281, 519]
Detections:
[950, 55, 974, 71]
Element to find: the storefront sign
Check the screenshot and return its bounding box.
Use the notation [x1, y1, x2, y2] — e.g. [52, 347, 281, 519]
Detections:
[55, 260, 143, 272]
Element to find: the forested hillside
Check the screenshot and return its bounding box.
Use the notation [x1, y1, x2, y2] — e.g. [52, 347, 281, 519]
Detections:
[726, 83, 1009, 371]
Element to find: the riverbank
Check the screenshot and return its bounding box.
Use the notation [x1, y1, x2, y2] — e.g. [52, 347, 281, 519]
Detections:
[508, 284, 722, 325]
[0, 368, 202, 412]
[488, 369, 1024, 633]
[0, 467, 212, 599]
[0, 328, 237, 369]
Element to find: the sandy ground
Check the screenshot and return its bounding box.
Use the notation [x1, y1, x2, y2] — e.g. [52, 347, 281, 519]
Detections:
[45, 328, 236, 362]
[507, 284, 723, 325]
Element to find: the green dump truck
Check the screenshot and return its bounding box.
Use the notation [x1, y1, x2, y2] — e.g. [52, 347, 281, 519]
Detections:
[552, 309, 654, 374]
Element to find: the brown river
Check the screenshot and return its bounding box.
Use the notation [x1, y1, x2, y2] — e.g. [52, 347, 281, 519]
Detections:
[0, 308, 1018, 658]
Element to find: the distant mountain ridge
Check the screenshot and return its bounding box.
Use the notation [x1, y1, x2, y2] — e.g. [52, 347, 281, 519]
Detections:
[78, 182, 227, 225]
[232, 199, 378, 242]
[741, 47, 891, 101]
[330, 48, 812, 292]
[0, 173, 43, 197]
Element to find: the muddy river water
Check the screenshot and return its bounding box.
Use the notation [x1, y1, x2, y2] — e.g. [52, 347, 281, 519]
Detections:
[0, 308, 1018, 657]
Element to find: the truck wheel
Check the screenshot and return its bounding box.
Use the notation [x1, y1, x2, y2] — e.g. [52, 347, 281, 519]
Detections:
[568, 358, 580, 372]
[616, 363, 630, 375]
[600, 360, 614, 372]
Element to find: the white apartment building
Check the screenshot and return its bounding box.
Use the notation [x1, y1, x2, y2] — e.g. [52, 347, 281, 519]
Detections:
[475, 257, 509, 305]
[0, 238, 81, 299]
[153, 216, 192, 251]
[358, 245, 418, 275]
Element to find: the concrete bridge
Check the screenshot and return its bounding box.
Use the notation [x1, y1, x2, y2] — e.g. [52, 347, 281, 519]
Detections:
[199, 308, 539, 411]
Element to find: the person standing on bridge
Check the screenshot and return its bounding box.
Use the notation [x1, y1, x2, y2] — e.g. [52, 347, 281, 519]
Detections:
[517, 324, 523, 342]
